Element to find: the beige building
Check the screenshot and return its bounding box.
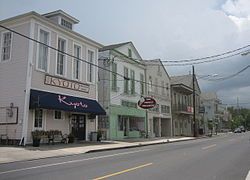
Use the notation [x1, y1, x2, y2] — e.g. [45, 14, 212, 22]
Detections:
[171, 75, 201, 136]
[144, 59, 172, 137]
[0, 10, 105, 145]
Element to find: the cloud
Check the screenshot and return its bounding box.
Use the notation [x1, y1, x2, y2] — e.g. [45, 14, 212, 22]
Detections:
[222, 0, 250, 30]
[0, 0, 250, 107]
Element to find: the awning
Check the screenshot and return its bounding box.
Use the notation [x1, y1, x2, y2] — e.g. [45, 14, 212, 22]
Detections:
[29, 89, 106, 115]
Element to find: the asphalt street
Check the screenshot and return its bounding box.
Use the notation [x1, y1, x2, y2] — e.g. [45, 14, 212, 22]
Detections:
[0, 132, 250, 180]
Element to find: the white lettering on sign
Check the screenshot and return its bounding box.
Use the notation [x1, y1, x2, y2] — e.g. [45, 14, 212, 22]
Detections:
[44, 75, 89, 93]
[58, 95, 88, 109]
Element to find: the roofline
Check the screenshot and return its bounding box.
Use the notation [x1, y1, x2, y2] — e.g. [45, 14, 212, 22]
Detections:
[170, 74, 201, 93]
[99, 41, 130, 52]
[42, 10, 80, 23]
[144, 59, 171, 79]
[0, 11, 103, 48]
[111, 49, 145, 67]
[100, 41, 143, 60]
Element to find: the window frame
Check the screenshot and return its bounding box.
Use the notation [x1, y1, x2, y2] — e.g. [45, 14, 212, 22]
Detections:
[36, 27, 51, 72]
[61, 18, 73, 30]
[72, 43, 82, 81]
[130, 69, 135, 95]
[0, 31, 13, 62]
[33, 109, 44, 130]
[54, 110, 64, 120]
[86, 49, 95, 83]
[56, 36, 67, 77]
[111, 62, 118, 91]
[128, 48, 132, 58]
[140, 73, 144, 95]
[124, 66, 129, 94]
[148, 76, 153, 92]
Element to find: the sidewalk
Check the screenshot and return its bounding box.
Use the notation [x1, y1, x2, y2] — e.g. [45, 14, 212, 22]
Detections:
[0, 136, 197, 164]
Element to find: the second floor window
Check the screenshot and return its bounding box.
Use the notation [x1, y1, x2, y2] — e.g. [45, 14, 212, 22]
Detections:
[124, 67, 129, 94]
[38, 29, 49, 71]
[1, 32, 12, 61]
[161, 105, 170, 114]
[130, 70, 135, 95]
[73, 44, 81, 80]
[87, 50, 94, 82]
[155, 78, 158, 94]
[149, 76, 153, 92]
[140, 74, 144, 95]
[111, 62, 117, 91]
[161, 81, 165, 95]
[57, 38, 66, 75]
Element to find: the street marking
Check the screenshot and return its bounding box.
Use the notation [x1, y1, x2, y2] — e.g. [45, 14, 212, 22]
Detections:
[246, 170, 250, 180]
[202, 144, 216, 150]
[92, 163, 153, 180]
[0, 149, 151, 175]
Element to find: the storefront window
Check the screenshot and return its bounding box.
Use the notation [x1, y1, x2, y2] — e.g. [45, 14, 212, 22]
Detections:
[118, 116, 124, 131]
[54, 110, 62, 120]
[34, 109, 43, 128]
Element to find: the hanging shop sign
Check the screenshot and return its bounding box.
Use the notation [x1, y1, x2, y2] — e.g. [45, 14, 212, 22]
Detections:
[44, 75, 89, 93]
[138, 97, 156, 109]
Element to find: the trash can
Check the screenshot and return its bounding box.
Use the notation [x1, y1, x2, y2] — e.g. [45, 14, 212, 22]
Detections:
[90, 132, 97, 141]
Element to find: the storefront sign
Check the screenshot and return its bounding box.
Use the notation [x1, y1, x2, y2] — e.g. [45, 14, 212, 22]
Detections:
[58, 95, 88, 109]
[138, 97, 156, 109]
[44, 75, 89, 93]
[30, 89, 106, 115]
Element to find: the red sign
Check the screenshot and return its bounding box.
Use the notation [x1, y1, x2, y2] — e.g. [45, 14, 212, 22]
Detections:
[187, 106, 193, 113]
[138, 97, 156, 109]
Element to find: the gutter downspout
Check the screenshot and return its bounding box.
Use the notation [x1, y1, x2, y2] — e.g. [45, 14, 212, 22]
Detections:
[20, 19, 35, 146]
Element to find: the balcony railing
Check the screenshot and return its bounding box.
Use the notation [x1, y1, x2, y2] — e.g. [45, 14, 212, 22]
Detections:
[172, 104, 193, 114]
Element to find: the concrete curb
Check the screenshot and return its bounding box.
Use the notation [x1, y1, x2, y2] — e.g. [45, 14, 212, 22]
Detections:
[0, 136, 209, 165]
[86, 138, 197, 153]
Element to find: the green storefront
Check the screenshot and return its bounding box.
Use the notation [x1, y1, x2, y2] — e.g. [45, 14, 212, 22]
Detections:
[108, 105, 147, 140]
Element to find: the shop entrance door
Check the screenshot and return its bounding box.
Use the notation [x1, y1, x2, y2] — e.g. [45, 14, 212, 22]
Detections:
[124, 117, 129, 137]
[72, 114, 86, 140]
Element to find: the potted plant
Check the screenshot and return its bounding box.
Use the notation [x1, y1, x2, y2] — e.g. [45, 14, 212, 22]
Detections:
[68, 133, 75, 143]
[31, 130, 44, 147]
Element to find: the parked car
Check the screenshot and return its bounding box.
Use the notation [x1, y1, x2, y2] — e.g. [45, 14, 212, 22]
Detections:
[234, 128, 242, 133]
[239, 126, 246, 132]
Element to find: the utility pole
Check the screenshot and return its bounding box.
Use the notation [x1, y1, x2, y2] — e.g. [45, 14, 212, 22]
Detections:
[192, 65, 197, 137]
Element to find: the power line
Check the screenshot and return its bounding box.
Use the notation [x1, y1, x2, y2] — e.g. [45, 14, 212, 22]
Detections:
[103, 48, 247, 66]
[161, 45, 250, 63]
[199, 64, 250, 81]
[0, 24, 169, 90]
[164, 51, 247, 66]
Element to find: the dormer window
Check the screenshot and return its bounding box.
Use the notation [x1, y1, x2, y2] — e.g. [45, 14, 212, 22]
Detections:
[128, 48, 132, 58]
[61, 18, 72, 30]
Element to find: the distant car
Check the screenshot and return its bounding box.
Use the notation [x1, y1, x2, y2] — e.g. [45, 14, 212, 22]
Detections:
[239, 126, 246, 132]
[234, 128, 242, 133]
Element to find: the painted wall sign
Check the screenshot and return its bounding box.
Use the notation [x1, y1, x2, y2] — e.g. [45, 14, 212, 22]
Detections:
[44, 75, 89, 93]
[138, 97, 156, 109]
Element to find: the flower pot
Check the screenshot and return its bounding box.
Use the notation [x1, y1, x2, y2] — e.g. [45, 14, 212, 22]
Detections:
[33, 138, 41, 147]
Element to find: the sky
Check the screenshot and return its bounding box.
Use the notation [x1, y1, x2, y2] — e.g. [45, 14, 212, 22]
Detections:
[0, 0, 250, 108]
